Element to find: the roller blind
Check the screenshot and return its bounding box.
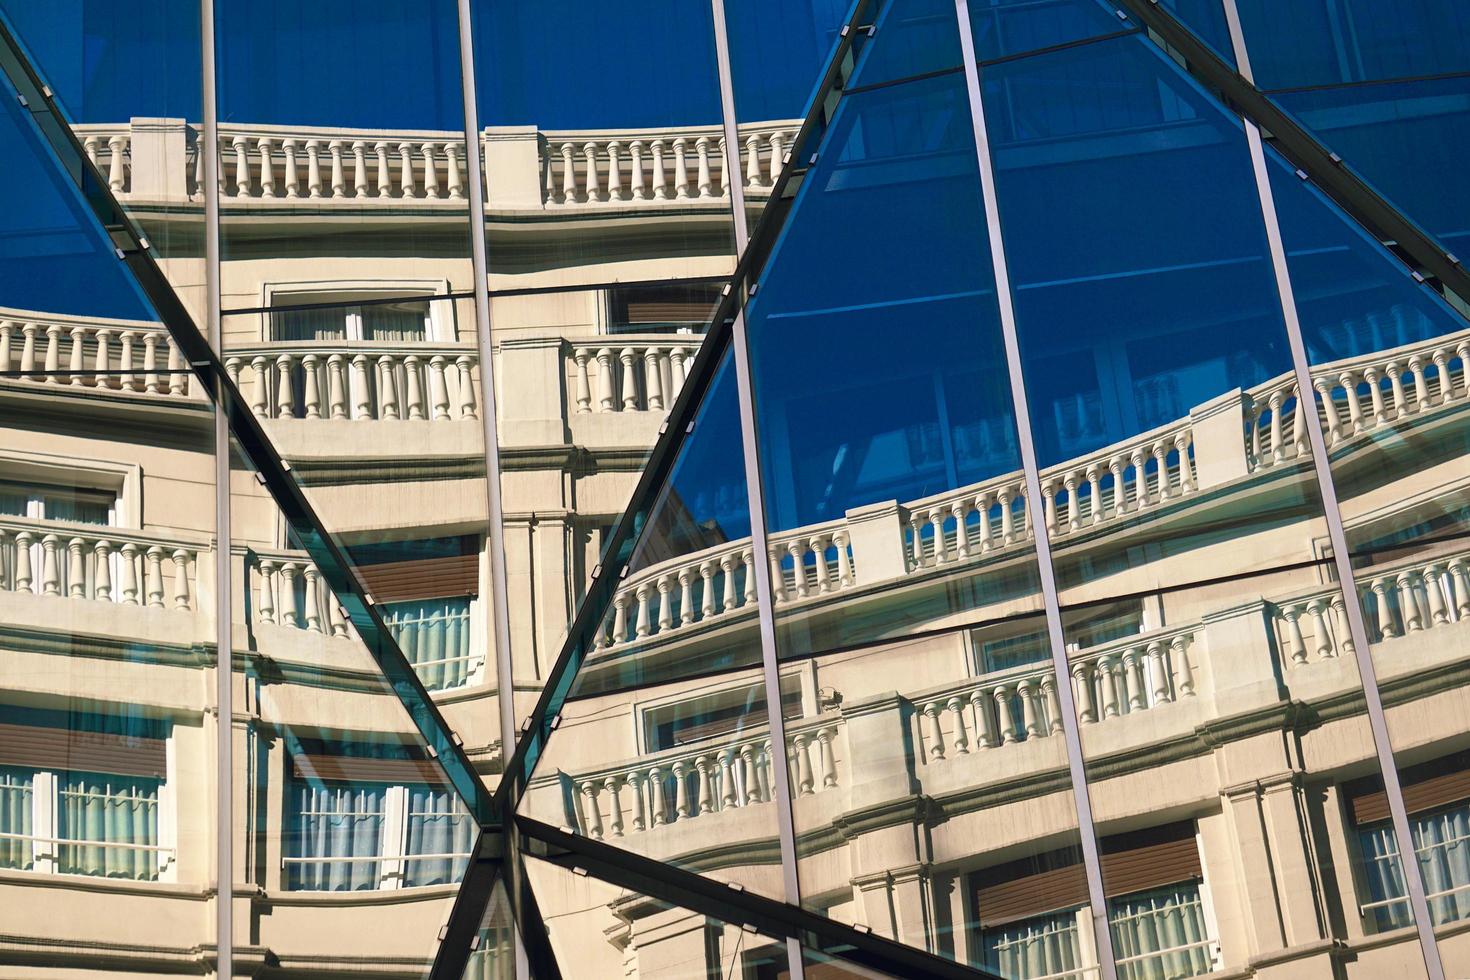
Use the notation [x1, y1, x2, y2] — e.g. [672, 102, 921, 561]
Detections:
[0, 721, 166, 778]
[1345, 751, 1470, 825]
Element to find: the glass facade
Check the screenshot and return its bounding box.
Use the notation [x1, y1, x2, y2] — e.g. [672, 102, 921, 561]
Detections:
[0, 0, 1467, 978]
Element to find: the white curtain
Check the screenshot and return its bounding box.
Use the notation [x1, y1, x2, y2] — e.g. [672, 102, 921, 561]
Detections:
[404, 786, 474, 887]
[1358, 825, 1412, 929]
[362, 302, 428, 341]
[0, 768, 32, 870]
[291, 783, 385, 891]
[58, 772, 160, 880]
[1414, 805, 1470, 925]
[384, 597, 474, 691]
[273, 307, 347, 341]
[983, 907, 1086, 979]
[1109, 884, 1212, 980]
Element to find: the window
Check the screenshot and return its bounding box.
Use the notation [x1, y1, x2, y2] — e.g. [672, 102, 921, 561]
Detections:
[270, 292, 434, 343]
[285, 748, 473, 891]
[606, 282, 721, 335]
[1348, 752, 1470, 931]
[974, 822, 1219, 980]
[0, 479, 116, 525]
[0, 708, 172, 882]
[643, 679, 803, 753]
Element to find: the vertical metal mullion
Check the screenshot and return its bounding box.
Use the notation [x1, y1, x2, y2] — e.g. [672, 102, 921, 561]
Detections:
[1219, 3, 1447, 977]
[201, 0, 231, 975]
[952, 2, 1120, 976]
[710, 1, 805, 976]
[454, 1, 531, 978]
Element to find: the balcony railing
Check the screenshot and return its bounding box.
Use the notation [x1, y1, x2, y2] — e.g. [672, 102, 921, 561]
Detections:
[78, 117, 799, 211]
[0, 309, 196, 399]
[567, 336, 698, 414]
[226, 342, 480, 422]
[0, 517, 202, 612]
[560, 713, 844, 841]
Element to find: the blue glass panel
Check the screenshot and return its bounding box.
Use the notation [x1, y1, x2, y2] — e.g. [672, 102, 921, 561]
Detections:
[847, 0, 963, 88]
[1276, 77, 1470, 258]
[472, 0, 721, 129]
[725, 0, 850, 122]
[0, 71, 151, 320]
[968, 0, 1133, 63]
[215, 0, 463, 129]
[1158, 0, 1235, 66]
[0, 0, 201, 123]
[1236, 0, 1470, 91]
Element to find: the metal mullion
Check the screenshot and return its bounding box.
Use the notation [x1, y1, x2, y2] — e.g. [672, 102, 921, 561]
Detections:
[708, 5, 806, 979]
[952, 1, 1120, 976]
[201, 0, 231, 973]
[1220, 2, 1447, 976]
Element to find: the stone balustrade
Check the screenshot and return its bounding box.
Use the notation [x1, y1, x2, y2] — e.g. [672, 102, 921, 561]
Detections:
[901, 474, 1030, 571]
[914, 624, 1198, 761]
[1246, 327, 1470, 470]
[217, 125, 466, 202]
[567, 336, 696, 414]
[225, 343, 478, 422]
[1357, 548, 1470, 648]
[0, 518, 201, 612]
[536, 120, 797, 207]
[561, 715, 843, 840]
[1040, 420, 1197, 537]
[248, 551, 352, 637]
[73, 124, 136, 195]
[0, 310, 194, 398]
[592, 519, 853, 652]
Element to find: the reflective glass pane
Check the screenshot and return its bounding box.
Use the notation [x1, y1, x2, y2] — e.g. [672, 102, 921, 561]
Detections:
[980, 26, 1434, 977]
[1268, 132, 1470, 975]
[968, 0, 1135, 63]
[0, 61, 216, 970]
[745, 14, 1093, 964]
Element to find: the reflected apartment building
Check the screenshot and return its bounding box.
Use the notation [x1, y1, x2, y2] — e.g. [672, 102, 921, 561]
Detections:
[2, 2, 1470, 980]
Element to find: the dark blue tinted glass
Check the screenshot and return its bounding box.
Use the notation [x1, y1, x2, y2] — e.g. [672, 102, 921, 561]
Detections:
[0, 0, 202, 122]
[1236, 0, 1470, 90]
[749, 71, 1020, 530]
[984, 34, 1291, 468]
[725, 0, 850, 122]
[472, 0, 721, 128]
[1276, 77, 1470, 258]
[1158, 0, 1235, 66]
[848, 0, 964, 88]
[216, 0, 463, 129]
[968, 0, 1132, 62]
[0, 73, 150, 319]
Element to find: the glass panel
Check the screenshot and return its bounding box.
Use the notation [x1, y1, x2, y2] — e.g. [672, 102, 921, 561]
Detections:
[231, 437, 475, 975]
[1267, 116, 1470, 975]
[742, 8, 1094, 961]
[979, 25, 1433, 977]
[0, 38, 217, 970]
[1157, 0, 1235, 65]
[847, 0, 964, 89]
[968, 0, 1137, 63]
[0, 0, 207, 317]
[1233, 0, 1470, 258]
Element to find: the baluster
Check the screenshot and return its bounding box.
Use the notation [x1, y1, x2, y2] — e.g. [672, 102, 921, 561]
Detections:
[1313, 378, 1343, 441]
[605, 141, 623, 200]
[791, 736, 815, 796]
[255, 137, 275, 197]
[92, 329, 112, 388]
[19, 322, 37, 378]
[43, 325, 61, 382]
[429, 356, 451, 420]
[787, 541, 810, 598]
[698, 561, 717, 619]
[67, 327, 86, 386]
[643, 347, 665, 411]
[346, 355, 369, 419]
[401, 355, 424, 419]
[580, 142, 600, 202]
[970, 689, 997, 748]
[818, 729, 838, 789]
[281, 139, 300, 197]
[118, 541, 138, 605]
[1146, 641, 1171, 704]
[906, 511, 925, 569]
[695, 756, 715, 814]
[1306, 599, 1335, 659]
[303, 139, 323, 197]
[167, 341, 186, 396]
[595, 348, 616, 412]
[833, 530, 854, 588]
[1063, 472, 1081, 531]
[1371, 578, 1398, 639]
[226, 135, 249, 196]
[611, 592, 630, 644]
[573, 349, 593, 413]
[145, 546, 166, 607]
[1340, 372, 1365, 432]
[626, 771, 646, 832]
[397, 142, 417, 197]
[1041, 674, 1064, 734]
[670, 347, 688, 399]
[1122, 648, 1145, 712]
[1363, 366, 1388, 425]
[1409, 355, 1430, 411]
[66, 538, 85, 598]
[1420, 563, 1448, 626]
[327, 140, 346, 197]
[922, 702, 946, 760]
[1330, 594, 1356, 655]
[695, 136, 712, 197]
[1072, 662, 1097, 723]
[416, 142, 439, 199]
[603, 777, 624, 838]
[656, 575, 674, 633]
[297, 354, 321, 419]
[1448, 559, 1470, 619]
[1152, 440, 1172, 498]
[579, 782, 603, 838]
[720, 553, 739, 611]
[83, 135, 101, 169]
[719, 136, 732, 197]
[768, 131, 787, 183]
[649, 766, 668, 825]
[39, 534, 60, 596]
[93, 540, 112, 601]
[975, 492, 995, 552]
[445, 142, 463, 199]
[1398, 571, 1424, 632]
[928, 509, 948, 564]
[248, 354, 269, 416]
[998, 486, 1016, 543]
[558, 142, 577, 203]
[1130, 447, 1151, 508]
[677, 568, 696, 625]
[274, 354, 295, 418]
[994, 685, 1018, 743]
[1289, 394, 1309, 457]
[171, 549, 191, 611]
[768, 546, 788, 603]
[671, 137, 690, 199]
[256, 558, 277, 624]
[0, 320, 11, 374]
[326, 354, 348, 418]
[1107, 455, 1127, 513]
[372, 141, 391, 197]
[628, 140, 646, 200]
[744, 134, 763, 189]
[946, 696, 970, 754]
[634, 583, 652, 638]
[343, 140, 366, 198]
[719, 749, 737, 810]
[328, 599, 348, 638]
[672, 760, 691, 819]
[1018, 678, 1041, 738]
[650, 140, 668, 200]
[1171, 635, 1196, 696]
[278, 562, 301, 627]
[1096, 654, 1120, 718]
[12, 531, 33, 594]
[455, 356, 477, 419]
[300, 567, 321, 633]
[619, 348, 639, 410]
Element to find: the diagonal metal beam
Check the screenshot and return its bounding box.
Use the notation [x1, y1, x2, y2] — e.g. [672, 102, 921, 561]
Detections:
[0, 15, 495, 829]
[1112, 0, 1470, 312]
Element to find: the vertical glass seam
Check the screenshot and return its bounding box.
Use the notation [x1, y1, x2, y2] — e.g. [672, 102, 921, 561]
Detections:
[952, 1, 1121, 975]
[1220, 2, 1448, 975]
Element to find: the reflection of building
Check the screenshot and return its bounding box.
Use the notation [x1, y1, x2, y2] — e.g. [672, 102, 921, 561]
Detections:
[3, 1, 1470, 980]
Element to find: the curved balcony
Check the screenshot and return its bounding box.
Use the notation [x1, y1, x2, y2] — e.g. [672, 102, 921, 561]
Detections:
[0, 517, 202, 612]
[0, 310, 197, 402]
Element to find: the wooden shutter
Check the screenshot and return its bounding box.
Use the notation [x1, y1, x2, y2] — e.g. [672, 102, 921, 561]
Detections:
[292, 752, 447, 787]
[0, 721, 166, 778]
[356, 553, 478, 603]
[972, 821, 1201, 927]
[1345, 751, 1470, 825]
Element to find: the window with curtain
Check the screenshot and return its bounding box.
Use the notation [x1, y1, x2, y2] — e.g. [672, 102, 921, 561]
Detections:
[0, 767, 33, 871]
[382, 596, 475, 692]
[403, 785, 474, 887]
[288, 782, 387, 892]
[57, 771, 162, 880]
[0, 479, 115, 524]
[1109, 883, 1215, 980]
[1358, 800, 1470, 931]
[981, 906, 1090, 980]
[270, 295, 431, 342]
